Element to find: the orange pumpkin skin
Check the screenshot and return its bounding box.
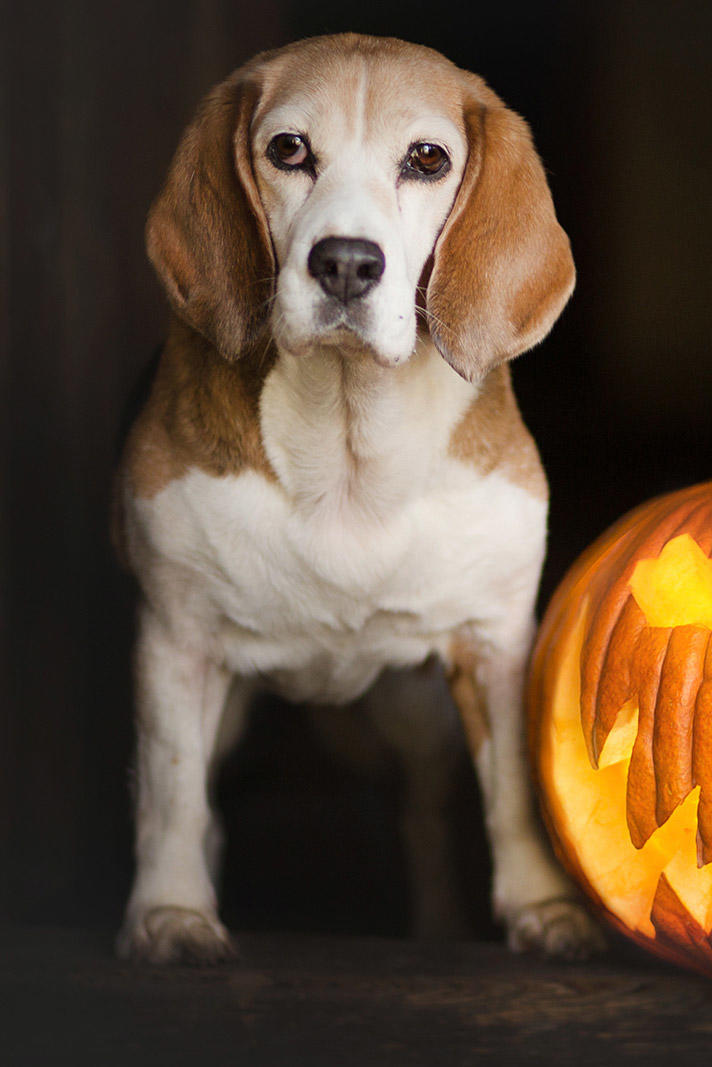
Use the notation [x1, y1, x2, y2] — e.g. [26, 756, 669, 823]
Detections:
[529, 482, 712, 976]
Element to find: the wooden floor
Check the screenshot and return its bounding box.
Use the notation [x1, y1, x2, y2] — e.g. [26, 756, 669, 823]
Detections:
[3, 924, 712, 1065]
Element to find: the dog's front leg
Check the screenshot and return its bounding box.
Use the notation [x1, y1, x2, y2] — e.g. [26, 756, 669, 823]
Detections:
[117, 604, 239, 964]
[448, 622, 604, 959]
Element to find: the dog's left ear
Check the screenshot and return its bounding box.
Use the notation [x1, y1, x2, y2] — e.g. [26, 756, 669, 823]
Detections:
[426, 78, 575, 382]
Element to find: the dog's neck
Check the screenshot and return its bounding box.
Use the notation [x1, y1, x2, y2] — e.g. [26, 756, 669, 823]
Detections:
[259, 333, 476, 526]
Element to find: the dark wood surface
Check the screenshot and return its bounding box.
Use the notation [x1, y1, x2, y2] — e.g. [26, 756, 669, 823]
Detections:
[4, 925, 712, 1066]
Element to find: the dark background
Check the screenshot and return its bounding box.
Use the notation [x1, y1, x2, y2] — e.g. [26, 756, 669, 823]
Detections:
[3, 0, 711, 940]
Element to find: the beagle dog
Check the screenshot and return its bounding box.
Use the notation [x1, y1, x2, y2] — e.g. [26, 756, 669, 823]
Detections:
[114, 33, 602, 964]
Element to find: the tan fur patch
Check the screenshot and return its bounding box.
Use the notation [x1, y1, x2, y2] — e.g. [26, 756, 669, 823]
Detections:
[119, 317, 276, 503]
[254, 33, 468, 125]
[447, 364, 548, 500]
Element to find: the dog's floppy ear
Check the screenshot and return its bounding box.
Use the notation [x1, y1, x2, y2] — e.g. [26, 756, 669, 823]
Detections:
[426, 78, 575, 382]
[146, 70, 274, 359]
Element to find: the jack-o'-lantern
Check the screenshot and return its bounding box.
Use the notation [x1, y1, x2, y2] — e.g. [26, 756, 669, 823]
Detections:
[529, 482, 712, 975]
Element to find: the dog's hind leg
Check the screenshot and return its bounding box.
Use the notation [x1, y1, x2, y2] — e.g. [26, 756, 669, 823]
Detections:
[357, 664, 471, 939]
[448, 620, 605, 959]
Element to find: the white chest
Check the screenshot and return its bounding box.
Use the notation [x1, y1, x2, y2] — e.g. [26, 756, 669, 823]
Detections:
[134, 461, 544, 702]
[129, 344, 546, 703]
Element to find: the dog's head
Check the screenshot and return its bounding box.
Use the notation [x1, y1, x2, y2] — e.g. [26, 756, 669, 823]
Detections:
[147, 34, 574, 382]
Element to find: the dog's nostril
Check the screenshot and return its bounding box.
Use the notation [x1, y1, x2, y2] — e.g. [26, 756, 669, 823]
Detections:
[357, 261, 380, 280]
[308, 237, 385, 304]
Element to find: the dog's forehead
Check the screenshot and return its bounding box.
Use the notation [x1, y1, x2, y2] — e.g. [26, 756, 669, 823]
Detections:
[252, 38, 466, 143]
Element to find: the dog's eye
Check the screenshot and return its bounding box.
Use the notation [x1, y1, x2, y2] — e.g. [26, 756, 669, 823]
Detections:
[268, 133, 313, 172]
[401, 142, 450, 180]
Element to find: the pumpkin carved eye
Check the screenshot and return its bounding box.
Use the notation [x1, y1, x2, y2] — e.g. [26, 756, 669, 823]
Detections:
[401, 142, 450, 180]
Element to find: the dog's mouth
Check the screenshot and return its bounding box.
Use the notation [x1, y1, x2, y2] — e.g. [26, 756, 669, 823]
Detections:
[314, 324, 382, 362]
[309, 301, 381, 357]
[315, 298, 370, 336]
[300, 309, 398, 367]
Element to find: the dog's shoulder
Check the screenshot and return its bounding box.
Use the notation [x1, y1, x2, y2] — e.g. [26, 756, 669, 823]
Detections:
[448, 364, 547, 502]
[111, 319, 277, 568]
[119, 319, 277, 503]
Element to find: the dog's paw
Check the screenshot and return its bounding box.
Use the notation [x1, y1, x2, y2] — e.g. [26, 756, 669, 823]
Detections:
[506, 897, 606, 961]
[117, 906, 237, 966]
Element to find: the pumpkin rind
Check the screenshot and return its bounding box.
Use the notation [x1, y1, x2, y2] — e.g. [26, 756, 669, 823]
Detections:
[529, 481, 712, 976]
[626, 626, 670, 848]
[651, 874, 712, 972]
[693, 637, 712, 864]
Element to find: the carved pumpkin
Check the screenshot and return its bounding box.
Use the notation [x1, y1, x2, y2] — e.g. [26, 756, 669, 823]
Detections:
[529, 482, 712, 975]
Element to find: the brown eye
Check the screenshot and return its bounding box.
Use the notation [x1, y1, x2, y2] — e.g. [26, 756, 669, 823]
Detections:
[402, 142, 450, 180]
[268, 133, 312, 171]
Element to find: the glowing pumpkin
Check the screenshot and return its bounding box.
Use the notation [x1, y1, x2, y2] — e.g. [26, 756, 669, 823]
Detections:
[529, 482, 712, 975]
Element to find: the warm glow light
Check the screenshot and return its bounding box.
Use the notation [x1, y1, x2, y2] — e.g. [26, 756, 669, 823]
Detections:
[547, 597, 712, 939]
[531, 485, 712, 975]
[598, 699, 638, 770]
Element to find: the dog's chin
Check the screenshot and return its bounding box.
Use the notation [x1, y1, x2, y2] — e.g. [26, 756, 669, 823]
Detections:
[318, 325, 388, 363]
[278, 319, 409, 369]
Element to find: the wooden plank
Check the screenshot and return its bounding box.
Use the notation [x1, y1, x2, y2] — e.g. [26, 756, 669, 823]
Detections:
[2, 926, 711, 1066]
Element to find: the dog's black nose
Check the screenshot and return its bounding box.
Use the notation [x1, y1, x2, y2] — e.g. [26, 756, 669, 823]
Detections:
[308, 237, 385, 304]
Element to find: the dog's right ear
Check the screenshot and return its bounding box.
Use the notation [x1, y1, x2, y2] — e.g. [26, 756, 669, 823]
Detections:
[146, 70, 274, 359]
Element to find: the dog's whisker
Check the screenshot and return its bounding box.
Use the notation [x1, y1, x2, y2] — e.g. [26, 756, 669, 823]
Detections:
[256, 292, 278, 316]
[413, 286, 455, 337]
[416, 305, 454, 338]
[242, 275, 277, 289]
